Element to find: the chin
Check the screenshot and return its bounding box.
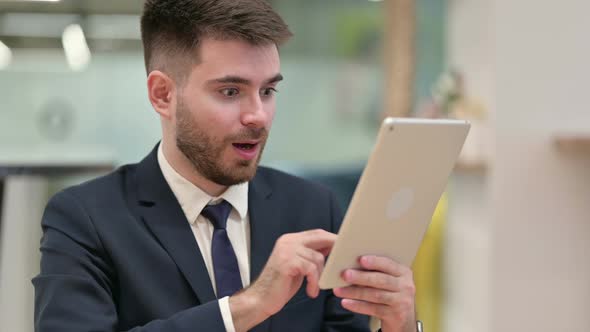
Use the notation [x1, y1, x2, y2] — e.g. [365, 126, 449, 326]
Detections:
[233, 163, 259, 182]
[210, 162, 259, 186]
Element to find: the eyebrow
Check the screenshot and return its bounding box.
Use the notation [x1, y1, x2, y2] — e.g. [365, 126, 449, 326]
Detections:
[207, 73, 284, 86]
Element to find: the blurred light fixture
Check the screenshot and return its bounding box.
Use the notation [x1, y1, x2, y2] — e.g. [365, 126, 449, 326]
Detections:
[0, 40, 12, 70]
[61, 24, 91, 71]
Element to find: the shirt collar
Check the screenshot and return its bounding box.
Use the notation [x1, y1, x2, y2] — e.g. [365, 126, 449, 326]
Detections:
[157, 143, 249, 224]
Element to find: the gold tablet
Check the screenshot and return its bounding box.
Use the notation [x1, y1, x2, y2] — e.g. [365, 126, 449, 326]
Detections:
[319, 117, 470, 289]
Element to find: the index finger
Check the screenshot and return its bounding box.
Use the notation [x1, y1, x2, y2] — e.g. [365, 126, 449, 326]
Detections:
[299, 229, 337, 253]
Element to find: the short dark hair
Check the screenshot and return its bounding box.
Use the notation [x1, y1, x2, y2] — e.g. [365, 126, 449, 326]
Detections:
[141, 0, 293, 80]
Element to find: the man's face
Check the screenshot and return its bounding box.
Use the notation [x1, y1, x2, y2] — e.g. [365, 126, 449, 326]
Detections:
[174, 38, 281, 186]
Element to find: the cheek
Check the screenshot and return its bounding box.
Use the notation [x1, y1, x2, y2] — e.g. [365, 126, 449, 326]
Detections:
[187, 94, 237, 124]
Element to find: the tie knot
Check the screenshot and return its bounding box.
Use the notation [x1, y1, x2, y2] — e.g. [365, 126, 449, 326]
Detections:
[201, 200, 232, 229]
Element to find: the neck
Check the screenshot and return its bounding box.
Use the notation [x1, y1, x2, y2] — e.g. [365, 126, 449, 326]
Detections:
[161, 139, 228, 197]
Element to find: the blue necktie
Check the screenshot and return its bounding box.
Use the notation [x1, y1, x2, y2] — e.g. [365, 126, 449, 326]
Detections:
[201, 201, 243, 298]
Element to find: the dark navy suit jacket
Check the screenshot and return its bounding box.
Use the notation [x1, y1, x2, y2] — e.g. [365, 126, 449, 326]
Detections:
[33, 145, 369, 331]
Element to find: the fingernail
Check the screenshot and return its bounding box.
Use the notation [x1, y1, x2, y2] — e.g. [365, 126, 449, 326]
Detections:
[361, 256, 371, 265]
[345, 270, 353, 280]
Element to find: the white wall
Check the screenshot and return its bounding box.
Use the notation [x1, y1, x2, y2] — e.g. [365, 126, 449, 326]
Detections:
[447, 0, 494, 112]
[0, 177, 47, 332]
[447, 1, 590, 331]
[491, 1, 590, 331]
[445, 1, 493, 331]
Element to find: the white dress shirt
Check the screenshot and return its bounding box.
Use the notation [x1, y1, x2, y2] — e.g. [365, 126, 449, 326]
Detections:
[157, 145, 250, 332]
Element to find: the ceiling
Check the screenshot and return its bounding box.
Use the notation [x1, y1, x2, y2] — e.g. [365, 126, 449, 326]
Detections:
[0, 0, 145, 51]
[0, 0, 144, 15]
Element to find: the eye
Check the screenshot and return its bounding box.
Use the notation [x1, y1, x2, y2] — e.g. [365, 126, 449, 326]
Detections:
[220, 87, 239, 97]
[261, 87, 278, 97]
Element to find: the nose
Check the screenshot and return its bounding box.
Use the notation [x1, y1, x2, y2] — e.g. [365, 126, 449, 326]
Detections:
[240, 95, 271, 129]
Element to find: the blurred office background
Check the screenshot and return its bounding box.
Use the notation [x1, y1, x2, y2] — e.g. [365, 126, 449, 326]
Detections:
[1, 0, 589, 332]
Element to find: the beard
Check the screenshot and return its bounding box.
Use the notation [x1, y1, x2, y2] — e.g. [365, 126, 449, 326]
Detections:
[175, 100, 268, 187]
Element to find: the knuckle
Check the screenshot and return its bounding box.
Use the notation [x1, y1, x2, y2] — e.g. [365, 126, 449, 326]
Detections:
[306, 261, 318, 273]
[310, 229, 325, 237]
[371, 274, 386, 288]
[299, 259, 309, 269]
[276, 247, 289, 260]
[379, 275, 391, 288]
[313, 252, 325, 265]
[401, 268, 414, 280]
[404, 281, 416, 296]
[375, 290, 388, 303]
[276, 234, 290, 245]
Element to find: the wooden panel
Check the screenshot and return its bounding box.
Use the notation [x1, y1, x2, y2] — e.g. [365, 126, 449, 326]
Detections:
[554, 135, 590, 154]
[383, 0, 416, 118]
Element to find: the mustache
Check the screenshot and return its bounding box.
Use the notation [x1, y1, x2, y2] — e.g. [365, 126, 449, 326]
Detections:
[226, 128, 268, 142]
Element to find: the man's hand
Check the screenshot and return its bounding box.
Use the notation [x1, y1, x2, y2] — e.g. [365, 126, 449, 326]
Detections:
[229, 229, 336, 332]
[333, 255, 417, 332]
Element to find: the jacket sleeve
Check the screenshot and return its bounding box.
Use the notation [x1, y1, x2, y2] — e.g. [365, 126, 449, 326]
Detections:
[321, 190, 370, 332]
[32, 189, 226, 332]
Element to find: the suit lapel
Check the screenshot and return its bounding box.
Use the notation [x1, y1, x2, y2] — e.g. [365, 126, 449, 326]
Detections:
[248, 169, 282, 283]
[134, 147, 283, 330]
[135, 145, 217, 304]
[248, 169, 282, 332]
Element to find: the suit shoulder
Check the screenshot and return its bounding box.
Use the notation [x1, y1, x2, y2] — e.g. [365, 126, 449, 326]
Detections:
[56, 163, 137, 205]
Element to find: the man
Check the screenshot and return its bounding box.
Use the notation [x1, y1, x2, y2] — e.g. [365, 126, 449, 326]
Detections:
[33, 1, 417, 331]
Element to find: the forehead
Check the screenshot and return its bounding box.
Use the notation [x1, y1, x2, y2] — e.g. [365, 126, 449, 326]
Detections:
[189, 38, 281, 83]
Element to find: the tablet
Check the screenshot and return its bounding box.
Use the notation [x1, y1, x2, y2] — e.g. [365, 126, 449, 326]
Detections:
[319, 117, 470, 289]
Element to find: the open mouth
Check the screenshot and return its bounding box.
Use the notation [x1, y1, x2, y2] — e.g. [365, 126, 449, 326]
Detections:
[232, 143, 258, 151]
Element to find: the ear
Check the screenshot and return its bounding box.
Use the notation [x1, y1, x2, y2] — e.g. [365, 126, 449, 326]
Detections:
[147, 70, 176, 119]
